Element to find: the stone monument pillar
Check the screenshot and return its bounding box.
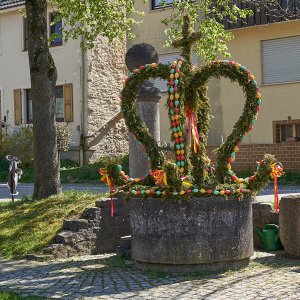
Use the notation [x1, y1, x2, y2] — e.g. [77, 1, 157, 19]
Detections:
[125, 43, 161, 178]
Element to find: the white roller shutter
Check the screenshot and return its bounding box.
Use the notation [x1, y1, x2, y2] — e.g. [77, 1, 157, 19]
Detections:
[154, 52, 198, 92]
[262, 36, 300, 84]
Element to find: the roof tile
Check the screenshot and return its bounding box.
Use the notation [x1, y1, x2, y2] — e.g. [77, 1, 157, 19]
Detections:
[0, 0, 25, 10]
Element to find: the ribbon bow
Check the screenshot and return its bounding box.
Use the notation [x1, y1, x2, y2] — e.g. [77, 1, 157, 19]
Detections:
[185, 108, 199, 153]
[151, 169, 167, 187]
[99, 168, 116, 217]
[270, 163, 284, 214]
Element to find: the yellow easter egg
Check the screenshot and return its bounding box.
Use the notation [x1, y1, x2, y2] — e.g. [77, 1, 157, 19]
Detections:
[134, 178, 140, 182]
[179, 168, 184, 173]
[170, 95, 174, 101]
[171, 116, 175, 121]
[170, 74, 174, 79]
[220, 190, 225, 195]
[179, 190, 185, 195]
[227, 164, 231, 169]
[146, 190, 150, 194]
[175, 93, 180, 99]
[175, 114, 180, 120]
[176, 150, 181, 155]
[162, 191, 166, 195]
[175, 73, 179, 79]
[234, 146, 239, 152]
[181, 150, 184, 154]
[178, 132, 182, 136]
[174, 133, 178, 138]
[236, 63, 241, 68]
[151, 63, 157, 67]
[200, 189, 206, 193]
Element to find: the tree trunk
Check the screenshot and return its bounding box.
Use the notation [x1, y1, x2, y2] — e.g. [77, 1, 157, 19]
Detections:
[26, 0, 61, 199]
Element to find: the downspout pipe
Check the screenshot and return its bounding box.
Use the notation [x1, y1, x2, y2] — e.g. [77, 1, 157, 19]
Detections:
[80, 35, 86, 166]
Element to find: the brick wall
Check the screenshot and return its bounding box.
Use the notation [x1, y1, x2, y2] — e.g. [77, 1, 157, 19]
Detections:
[207, 143, 300, 172]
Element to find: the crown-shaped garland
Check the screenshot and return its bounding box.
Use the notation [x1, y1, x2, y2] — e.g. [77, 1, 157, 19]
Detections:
[100, 15, 283, 204]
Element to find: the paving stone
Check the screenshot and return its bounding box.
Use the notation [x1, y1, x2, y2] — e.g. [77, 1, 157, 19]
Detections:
[0, 252, 299, 299]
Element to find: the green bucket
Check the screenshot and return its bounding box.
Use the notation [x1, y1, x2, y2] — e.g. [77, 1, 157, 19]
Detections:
[256, 224, 283, 251]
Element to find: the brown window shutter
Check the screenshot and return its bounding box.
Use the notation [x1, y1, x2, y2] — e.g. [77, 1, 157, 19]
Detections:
[14, 89, 22, 125]
[63, 83, 73, 122]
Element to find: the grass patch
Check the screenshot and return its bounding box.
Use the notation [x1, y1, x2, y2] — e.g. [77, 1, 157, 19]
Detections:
[0, 291, 44, 300]
[0, 155, 129, 184]
[60, 155, 129, 183]
[101, 255, 126, 268]
[0, 191, 101, 259]
[278, 171, 300, 185]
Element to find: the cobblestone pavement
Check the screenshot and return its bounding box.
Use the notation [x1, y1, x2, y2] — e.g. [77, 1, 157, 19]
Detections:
[0, 252, 299, 299]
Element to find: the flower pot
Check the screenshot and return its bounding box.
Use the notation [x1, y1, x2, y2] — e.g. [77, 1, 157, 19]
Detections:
[130, 196, 253, 273]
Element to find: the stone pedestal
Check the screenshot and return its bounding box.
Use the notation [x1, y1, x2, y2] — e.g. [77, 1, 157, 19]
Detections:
[279, 195, 300, 257]
[130, 197, 253, 273]
[125, 43, 161, 178]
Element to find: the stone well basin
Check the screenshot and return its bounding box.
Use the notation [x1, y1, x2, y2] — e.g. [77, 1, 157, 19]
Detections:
[130, 196, 253, 273]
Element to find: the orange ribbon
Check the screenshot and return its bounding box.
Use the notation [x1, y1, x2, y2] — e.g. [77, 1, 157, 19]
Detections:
[270, 163, 284, 214]
[151, 169, 167, 187]
[185, 108, 199, 153]
[99, 168, 116, 217]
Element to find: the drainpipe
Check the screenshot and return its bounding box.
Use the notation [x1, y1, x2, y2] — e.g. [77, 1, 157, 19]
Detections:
[80, 35, 86, 166]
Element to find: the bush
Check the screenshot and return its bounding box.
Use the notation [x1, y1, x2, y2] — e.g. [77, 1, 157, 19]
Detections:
[56, 123, 72, 153]
[2, 126, 34, 167]
[0, 123, 72, 167]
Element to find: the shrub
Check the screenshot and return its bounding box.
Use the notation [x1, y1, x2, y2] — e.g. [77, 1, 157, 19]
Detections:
[56, 122, 72, 153]
[2, 126, 34, 167]
[1, 123, 72, 167]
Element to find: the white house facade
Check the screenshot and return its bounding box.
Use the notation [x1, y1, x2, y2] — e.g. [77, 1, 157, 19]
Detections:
[0, 0, 128, 164]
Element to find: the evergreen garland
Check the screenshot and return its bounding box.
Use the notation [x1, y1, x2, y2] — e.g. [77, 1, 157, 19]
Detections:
[100, 15, 283, 200]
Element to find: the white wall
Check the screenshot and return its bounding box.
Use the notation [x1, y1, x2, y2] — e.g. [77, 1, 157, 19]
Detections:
[0, 8, 83, 146]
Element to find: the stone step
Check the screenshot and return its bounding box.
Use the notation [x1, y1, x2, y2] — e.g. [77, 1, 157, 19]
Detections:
[116, 235, 132, 260]
[82, 207, 101, 220]
[63, 219, 89, 232]
[116, 247, 131, 260]
[119, 235, 131, 250]
[55, 230, 87, 244]
[95, 198, 111, 208]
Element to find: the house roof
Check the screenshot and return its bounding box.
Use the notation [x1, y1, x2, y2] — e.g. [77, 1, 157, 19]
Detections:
[0, 0, 25, 11]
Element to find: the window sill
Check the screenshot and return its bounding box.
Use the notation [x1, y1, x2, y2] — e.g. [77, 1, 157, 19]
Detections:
[149, 5, 173, 13]
[49, 44, 64, 51]
[260, 80, 300, 87]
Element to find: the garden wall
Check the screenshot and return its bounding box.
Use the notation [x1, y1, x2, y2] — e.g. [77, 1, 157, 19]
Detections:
[206, 143, 300, 172]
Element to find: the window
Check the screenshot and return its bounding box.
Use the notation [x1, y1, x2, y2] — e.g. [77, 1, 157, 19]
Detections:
[273, 118, 300, 143]
[55, 86, 64, 122]
[23, 18, 28, 51]
[152, 0, 173, 9]
[25, 89, 32, 123]
[262, 36, 300, 84]
[49, 12, 62, 47]
[24, 85, 73, 124]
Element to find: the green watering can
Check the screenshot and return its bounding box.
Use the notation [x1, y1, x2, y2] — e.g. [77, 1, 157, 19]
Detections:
[256, 224, 283, 251]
